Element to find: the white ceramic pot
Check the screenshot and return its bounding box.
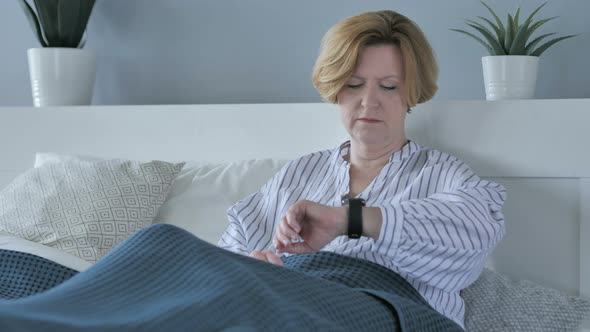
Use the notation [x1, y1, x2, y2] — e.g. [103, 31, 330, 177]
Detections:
[481, 55, 539, 101]
[27, 48, 97, 107]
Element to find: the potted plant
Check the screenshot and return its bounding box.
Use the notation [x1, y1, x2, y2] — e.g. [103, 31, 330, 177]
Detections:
[19, 0, 97, 107]
[451, 1, 576, 100]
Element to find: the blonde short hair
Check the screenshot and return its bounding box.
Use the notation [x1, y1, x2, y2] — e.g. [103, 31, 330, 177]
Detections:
[311, 10, 438, 108]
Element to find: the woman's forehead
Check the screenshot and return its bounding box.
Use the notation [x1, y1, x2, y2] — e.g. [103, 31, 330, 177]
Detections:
[353, 45, 404, 78]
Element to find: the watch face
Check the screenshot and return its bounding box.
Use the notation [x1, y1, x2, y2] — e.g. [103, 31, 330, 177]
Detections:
[341, 195, 351, 205]
[341, 197, 366, 206]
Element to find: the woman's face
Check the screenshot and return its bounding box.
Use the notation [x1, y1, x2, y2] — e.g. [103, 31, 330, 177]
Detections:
[337, 44, 408, 149]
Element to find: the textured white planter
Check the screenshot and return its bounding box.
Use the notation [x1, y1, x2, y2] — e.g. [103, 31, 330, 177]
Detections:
[27, 48, 97, 107]
[482, 55, 539, 101]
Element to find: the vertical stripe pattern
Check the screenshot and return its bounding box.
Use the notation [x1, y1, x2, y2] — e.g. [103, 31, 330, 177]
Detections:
[218, 140, 506, 328]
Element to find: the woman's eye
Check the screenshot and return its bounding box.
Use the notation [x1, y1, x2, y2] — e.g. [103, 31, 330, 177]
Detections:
[381, 85, 397, 90]
[347, 83, 363, 89]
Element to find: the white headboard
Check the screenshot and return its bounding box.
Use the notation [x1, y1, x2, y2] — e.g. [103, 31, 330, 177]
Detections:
[1, 100, 589, 328]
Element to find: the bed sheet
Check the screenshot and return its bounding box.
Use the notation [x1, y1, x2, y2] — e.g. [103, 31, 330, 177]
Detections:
[0, 232, 91, 272]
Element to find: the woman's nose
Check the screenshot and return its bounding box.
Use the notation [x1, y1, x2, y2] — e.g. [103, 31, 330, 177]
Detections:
[361, 85, 379, 109]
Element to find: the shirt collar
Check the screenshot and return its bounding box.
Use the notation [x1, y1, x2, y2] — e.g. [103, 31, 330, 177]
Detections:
[336, 140, 421, 164]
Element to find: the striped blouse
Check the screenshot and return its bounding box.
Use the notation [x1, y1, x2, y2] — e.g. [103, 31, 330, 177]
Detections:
[218, 140, 506, 328]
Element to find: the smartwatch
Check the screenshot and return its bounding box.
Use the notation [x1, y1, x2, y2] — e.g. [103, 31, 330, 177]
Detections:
[341, 197, 365, 239]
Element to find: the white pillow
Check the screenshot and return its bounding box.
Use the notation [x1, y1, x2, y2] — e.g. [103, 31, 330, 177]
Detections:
[35, 153, 287, 244]
[1, 158, 185, 262]
[34, 152, 103, 167]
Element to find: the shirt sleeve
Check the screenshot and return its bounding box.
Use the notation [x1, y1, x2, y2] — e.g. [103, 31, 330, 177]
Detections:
[217, 161, 292, 255]
[217, 192, 261, 255]
[373, 159, 506, 292]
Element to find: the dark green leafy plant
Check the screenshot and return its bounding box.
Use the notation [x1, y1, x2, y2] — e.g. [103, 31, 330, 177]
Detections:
[19, 0, 96, 48]
[451, 1, 576, 56]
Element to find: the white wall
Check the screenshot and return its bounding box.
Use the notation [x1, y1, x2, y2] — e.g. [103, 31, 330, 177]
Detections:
[1, 0, 588, 106]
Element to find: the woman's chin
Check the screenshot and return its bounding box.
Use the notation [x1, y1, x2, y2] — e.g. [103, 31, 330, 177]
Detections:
[352, 135, 389, 147]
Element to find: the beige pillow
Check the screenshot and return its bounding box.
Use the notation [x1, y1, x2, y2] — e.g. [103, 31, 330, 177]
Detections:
[0, 159, 184, 262]
[34, 152, 288, 244]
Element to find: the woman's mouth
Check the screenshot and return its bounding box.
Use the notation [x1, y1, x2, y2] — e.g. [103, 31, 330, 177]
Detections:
[357, 118, 381, 123]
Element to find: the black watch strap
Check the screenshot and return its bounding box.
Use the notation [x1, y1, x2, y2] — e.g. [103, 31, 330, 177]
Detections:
[342, 197, 365, 239]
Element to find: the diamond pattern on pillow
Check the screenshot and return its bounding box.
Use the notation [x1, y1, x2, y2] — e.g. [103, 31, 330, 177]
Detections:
[0, 159, 184, 263]
[462, 268, 590, 332]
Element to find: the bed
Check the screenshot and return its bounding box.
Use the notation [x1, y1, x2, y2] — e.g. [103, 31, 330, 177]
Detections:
[0, 99, 589, 331]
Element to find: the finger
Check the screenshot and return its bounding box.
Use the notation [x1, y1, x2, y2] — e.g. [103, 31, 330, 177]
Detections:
[272, 217, 286, 247]
[264, 251, 283, 266]
[279, 217, 300, 240]
[275, 229, 290, 248]
[274, 241, 285, 254]
[285, 209, 302, 233]
[249, 251, 266, 261]
[280, 242, 313, 255]
[275, 217, 295, 246]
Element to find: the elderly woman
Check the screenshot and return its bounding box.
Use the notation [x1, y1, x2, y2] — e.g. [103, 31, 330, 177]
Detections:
[219, 9, 505, 330]
[0, 9, 503, 332]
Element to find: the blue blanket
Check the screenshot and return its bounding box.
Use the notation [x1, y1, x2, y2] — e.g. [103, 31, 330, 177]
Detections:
[0, 224, 462, 331]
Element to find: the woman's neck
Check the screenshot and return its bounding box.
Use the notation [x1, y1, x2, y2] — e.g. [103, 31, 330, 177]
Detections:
[347, 138, 408, 170]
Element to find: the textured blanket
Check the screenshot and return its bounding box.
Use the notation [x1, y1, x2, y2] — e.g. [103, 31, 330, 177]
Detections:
[0, 224, 462, 331]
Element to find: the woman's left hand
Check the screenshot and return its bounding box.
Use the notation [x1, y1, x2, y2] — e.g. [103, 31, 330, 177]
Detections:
[273, 200, 346, 254]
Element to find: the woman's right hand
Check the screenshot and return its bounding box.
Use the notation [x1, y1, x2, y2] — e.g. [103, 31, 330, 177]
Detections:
[249, 250, 283, 266]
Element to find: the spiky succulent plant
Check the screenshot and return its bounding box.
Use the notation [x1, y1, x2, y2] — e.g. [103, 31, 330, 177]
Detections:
[19, 0, 96, 48]
[451, 1, 576, 56]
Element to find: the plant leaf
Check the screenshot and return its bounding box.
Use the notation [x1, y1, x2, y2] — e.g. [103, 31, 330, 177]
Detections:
[513, 6, 521, 28]
[476, 16, 505, 45]
[466, 22, 506, 55]
[58, 0, 80, 47]
[57, 0, 96, 48]
[480, 1, 506, 34]
[450, 29, 494, 55]
[466, 19, 495, 37]
[508, 2, 552, 55]
[504, 14, 515, 52]
[524, 32, 555, 55]
[78, 32, 87, 48]
[461, 1, 576, 57]
[33, 0, 61, 46]
[509, 19, 532, 55]
[18, 0, 47, 47]
[522, 2, 548, 27]
[514, 3, 552, 53]
[30, 0, 95, 48]
[526, 16, 558, 39]
[477, 16, 499, 31]
[78, 0, 96, 47]
[531, 35, 577, 56]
